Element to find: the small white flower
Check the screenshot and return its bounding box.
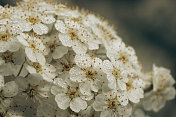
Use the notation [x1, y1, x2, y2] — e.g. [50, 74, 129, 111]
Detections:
[142, 65, 175, 112]
[142, 86, 175, 112]
[15, 73, 51, 102]
[24, 62, 56, 82]
[0, 49, 25, 76]
[70, 54, 104, 95]
[51, 77, 92, 113]
[41, 33, 68, 60]
[17, 33, 47, 65]
[117, 78, 145, 106]
[12, 10, 55, 35]
[93, 92, 132, 117]
[102, 60, 129, 90]
[56, 18, 100, 54]
[54, 51, 75, 75]
[107, 41, 140, 71]
[0, 20, 21, 52]
[152, 65, 175, 91]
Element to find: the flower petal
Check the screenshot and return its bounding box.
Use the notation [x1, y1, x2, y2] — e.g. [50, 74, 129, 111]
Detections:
[55, 93, 70, 110]
[35, 52, 46, 65]
[25, 47, 37, 62]
[52, 46, 68, 59]
[69, 66, 87, 82]
[58, 33, 72, 47]
[70, 97, 87, 112]
[3, 81, 18, 97]
[33, 23, 48, 35]
[55, 20, 68, 33]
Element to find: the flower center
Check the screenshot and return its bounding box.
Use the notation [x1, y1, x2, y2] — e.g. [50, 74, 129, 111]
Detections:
[119, 53, 128, 63]
[126, 80, 133, 91]
[0, 33, 10, 42]
[23, 84, 38, 99]
[113, 69, 120, 79]
[109, 99, 118, 109]
[67, 87, 79, 99]
[69, 30, 78, 40]
[48, 43, 57, 53]
[28, 40, 37, 51]
[27, 16, 39, 24]
[33, 62, 42, 72]
[63, 63, 72, 72]
[70, 17, 80, 22]
[85, 67, 97, 79]
[1, 52, 14, 63]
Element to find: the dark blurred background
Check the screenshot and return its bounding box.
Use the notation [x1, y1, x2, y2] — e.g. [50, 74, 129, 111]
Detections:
[1, 0, 176, 116]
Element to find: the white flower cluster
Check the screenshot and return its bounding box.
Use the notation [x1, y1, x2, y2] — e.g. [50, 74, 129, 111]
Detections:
[0, 0, 175, 117]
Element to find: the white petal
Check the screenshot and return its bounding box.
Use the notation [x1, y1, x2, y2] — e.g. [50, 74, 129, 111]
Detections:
[24, 63, 37, 74]
[118, 104, 132, 117]
[52, 46, 68, 59]
[42, 64, 56, 81]
[80, 81, 91, 96]
[117, 91, 128, 106]
[19, 20, 32, 32]
[107, 74, 116, 89]
[93, 94, 108, 111]
[55, 20, 68, 33]
[88, 40, 99, 50]
[74, 54, 92, 69]
[51, 86, 65, 95]
[90, 80, 99, 92]
[26, 73, 41, 85]
[72, 40, 87, 54]
[102, 60, 113, 74]
[33, 23, 48, 35]
[53, 78, 67, 89]
[41, 15, 56, 24]
[35, 52, 46, 65]
[80, 94, 94, 101]
[69, 66, 87, 82]
[25, 47, 37, 62]
[38, 83, 51, 97]
[128, 89, 140, 103]
[58, 33, 72, 47]
[16, 33, 29, 46]
[70, 97, 87, 112]
[100, 110, 113, 117]
[0, 42, 8, 52]
[3, 81, 18, 97]
[55, 93, 70, 110]
[163, 87, 176, 100]
[8, 40, 20, 52]
[92, 57, 102, 70]
[118, 79, 127, 90]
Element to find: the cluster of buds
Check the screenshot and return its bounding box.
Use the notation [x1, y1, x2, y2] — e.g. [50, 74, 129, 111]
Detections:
[0, 0, 175, 116]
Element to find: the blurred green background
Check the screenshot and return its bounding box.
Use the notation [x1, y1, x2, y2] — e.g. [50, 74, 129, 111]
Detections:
[1, 0, 176, 116]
